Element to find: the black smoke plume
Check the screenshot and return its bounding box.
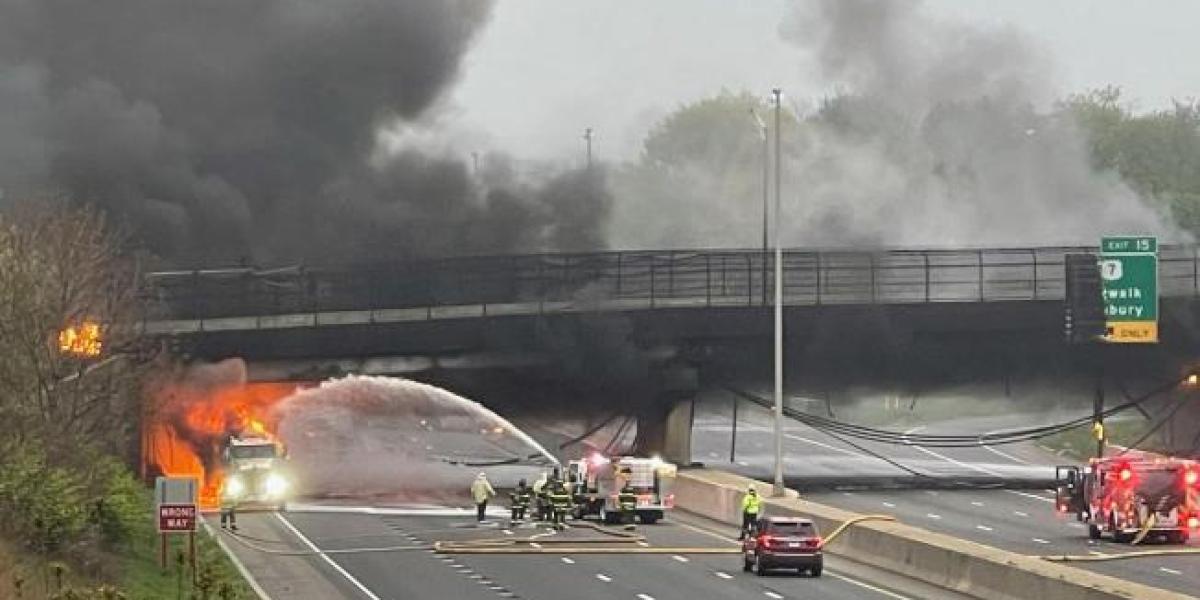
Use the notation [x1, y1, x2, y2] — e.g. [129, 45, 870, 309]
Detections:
[0, 0, 611, 264]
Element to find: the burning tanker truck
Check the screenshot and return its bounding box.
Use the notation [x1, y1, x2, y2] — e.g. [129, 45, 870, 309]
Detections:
[221, 435, 292, 511]
[145, 361, 555, 507]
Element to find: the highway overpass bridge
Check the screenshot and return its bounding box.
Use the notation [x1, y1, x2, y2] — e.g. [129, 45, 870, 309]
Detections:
[141, 245, 1200, 463]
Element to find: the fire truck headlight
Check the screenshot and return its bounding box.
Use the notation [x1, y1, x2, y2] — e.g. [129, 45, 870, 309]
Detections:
[265, 473, 288, 497]
[1186, 470, 1199, 486]
[226, 477, 245, 499]
[589, 453, 609, 467]
[1189, 516, 1199, 530]
[1118, 468, 1132, 482]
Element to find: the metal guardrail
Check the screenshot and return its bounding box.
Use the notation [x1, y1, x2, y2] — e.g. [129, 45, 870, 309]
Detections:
[143, 246, 1200, 321]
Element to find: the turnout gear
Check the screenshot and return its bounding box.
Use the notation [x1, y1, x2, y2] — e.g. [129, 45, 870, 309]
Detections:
[617, 483, 638, 525]
[219, 486, 239, 531]
[532, 472, 551, 521]
[548, 481, 573, 526]
[511, 479, 532, 521]
[739, 487, 761, 540]
[471, 473, 496, 522]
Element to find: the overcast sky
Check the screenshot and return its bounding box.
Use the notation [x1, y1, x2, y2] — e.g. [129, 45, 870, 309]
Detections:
[444, 0, 1200, 163]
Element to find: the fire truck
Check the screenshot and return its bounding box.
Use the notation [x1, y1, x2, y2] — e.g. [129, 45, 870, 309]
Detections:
[1056, 457, 1200, 543]
[567, 454, 676, 524]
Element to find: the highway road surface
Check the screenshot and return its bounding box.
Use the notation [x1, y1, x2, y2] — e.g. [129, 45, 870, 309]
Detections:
[691, 395, 1200, 597]
[213, 506, 967, 600]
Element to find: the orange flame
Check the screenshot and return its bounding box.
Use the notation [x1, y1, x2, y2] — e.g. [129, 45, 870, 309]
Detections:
[58, 321, 103, 357]
[144, 381, 301, 508]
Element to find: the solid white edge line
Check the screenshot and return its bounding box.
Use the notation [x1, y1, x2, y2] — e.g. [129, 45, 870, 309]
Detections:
[275, 512, 382, 600]
[200, 516, 272, 600]
[1005, 490, 1055, 503]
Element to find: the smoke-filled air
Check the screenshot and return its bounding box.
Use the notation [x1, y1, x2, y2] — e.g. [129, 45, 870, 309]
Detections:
[610, 0, 1183, 250]
[0, 0, 610, 264]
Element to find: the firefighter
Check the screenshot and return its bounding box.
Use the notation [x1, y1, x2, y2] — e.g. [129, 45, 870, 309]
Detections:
[739, 485, 761, 540]
[617, 480, 638, 526]
[548, 479, 573, 528]
[510, 478, 532, 522]
[471, 472, 496, 523]
[220, 482, 239, 531]
[532, 471, 551, 521]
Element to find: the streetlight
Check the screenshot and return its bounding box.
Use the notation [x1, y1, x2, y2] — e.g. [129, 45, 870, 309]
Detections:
[771, 88, 784, 497]
[750, 108, 769, 306]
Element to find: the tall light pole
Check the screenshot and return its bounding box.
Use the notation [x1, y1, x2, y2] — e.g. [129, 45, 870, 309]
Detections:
[750, 109, 769, 306]
[771, 88, 785, 497]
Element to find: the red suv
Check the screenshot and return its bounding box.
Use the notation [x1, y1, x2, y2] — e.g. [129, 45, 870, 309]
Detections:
[742, 516, 823, 577]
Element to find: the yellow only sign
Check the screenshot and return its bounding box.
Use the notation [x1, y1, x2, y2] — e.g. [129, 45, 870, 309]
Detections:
[1105, 321, 1158, 343]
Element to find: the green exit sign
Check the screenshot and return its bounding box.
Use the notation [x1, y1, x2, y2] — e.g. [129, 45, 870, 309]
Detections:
[1100, 235, 1158, 343]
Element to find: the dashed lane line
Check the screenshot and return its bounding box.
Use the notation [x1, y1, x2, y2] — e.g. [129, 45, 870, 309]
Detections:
[638, 594, 656, 600]
[976, 525, 994, 532]
[764, 592, 784, 599]
[926, 513, 942, 520]
[1159, 567, 1182, 575]
[672, 555, 690, 563]
[882, 502, 896, 509]
[1032, 538, 1050, 545]
[561, 557, 575, 564]
[596, 574, 612, 583]
[714, 572, 734, 580]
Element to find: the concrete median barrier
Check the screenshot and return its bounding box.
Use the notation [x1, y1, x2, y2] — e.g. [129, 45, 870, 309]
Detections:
[674, 468, 1189, 600]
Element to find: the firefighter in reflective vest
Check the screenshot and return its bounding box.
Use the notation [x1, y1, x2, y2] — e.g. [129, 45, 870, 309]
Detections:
[510, 479, 532, 522]
[739, 486, 761, 540]
[617, 480, 638, 526]
[548, 480, 573, 527]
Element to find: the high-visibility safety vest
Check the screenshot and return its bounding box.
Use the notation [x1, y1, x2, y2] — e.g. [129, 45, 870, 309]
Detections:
[742, 493, 761, 515]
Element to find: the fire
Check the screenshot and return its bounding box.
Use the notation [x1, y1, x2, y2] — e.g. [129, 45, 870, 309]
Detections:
[144, 380, 301, 508]
[58, 321, 103, 358]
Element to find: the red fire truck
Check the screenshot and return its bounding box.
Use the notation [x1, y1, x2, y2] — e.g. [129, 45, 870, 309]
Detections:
[1056, 457, 1200, 543]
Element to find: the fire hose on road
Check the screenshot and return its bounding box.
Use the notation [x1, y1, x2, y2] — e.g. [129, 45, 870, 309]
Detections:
[433, 514, 897, 555]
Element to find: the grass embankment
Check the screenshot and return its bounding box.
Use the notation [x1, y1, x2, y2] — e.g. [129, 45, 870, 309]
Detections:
[0, 487, 253, 600]
[1039, 419, 1163, 462]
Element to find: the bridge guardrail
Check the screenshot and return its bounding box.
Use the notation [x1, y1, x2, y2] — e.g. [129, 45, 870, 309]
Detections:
[143, 245, 1200, 321]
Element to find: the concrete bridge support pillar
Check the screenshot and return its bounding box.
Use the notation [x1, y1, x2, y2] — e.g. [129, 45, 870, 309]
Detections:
[633, 363, 698, 466]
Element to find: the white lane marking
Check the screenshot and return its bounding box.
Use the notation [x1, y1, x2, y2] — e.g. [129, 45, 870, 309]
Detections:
[561, 557, 575, 564]
[678, 514, 911, 598]
[274, 513, 382, 600]
[596, 574, 612, 582]
[1159, 567, 1182, 575]
[502, 529, 513, 536]
[530, 542, 542, 549]
[764, 592, 784, 599]
[469, 574, 483, 579]
[1088, 550, 1108, 556]
[1006, 490, 1055, 503]
[200, 517, 271, 600]
[1032, 538, 1050, 545]
[738, 423, 864, 458]
[842, 492, 854, 497]
[826, 571, 913, 599]
[638, 594, 656, 600]
[672, 555, 690, 563]
[976, 525, 994, 532]
[882, 502, 896, 508]
[909, 444, 1006, 477]
[971, 501, 984, 507]
[636, 541, 650, 547]
[982, 443, 1033, 465]
[1014, 511, 1028, 518]
[736, 461, 751, 467]
[927, 513, 942, 520]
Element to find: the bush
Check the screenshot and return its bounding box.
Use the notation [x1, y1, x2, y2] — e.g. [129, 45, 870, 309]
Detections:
[86, 458, 150, 549]
[0, 446, 88, 552]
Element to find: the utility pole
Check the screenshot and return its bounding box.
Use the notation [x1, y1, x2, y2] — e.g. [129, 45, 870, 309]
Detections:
[772, 88, 785, 497]
[751, 109, 769, 306]
[584, 128, 594, 169]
